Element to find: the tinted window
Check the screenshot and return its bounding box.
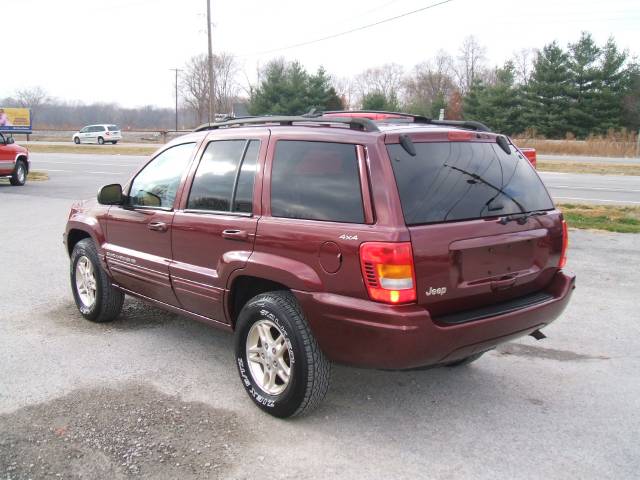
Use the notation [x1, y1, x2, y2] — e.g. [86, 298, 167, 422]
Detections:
[188, 139, 259, 213]
[107, 125, 120, 131]
[128, 142, 196, 208]
[234, 140, 259, 213]
[271, 141, 364, 223]
[388, 141, 554, 225]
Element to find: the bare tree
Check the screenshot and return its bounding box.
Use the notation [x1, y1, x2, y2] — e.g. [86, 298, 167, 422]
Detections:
[512, 48, 537, 85]
[331, 76, 356, 109]
[354, 63, 405, 104]
[453, 36, 487, 94]
[404, 51, 456, 114]
[181, 53, 240, 124]
[14, 86, 49, 109]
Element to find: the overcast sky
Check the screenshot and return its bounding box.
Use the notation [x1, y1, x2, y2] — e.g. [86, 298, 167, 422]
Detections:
[3, 0, 638, 108]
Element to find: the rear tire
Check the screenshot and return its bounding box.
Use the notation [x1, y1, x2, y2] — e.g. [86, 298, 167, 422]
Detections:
[446, 351, 485, 367]
[97, 137, 104, 145]
[111, 141, 118, 144]
[234, 291, 330, 418]
[9, 160, 26, 186]
[73, 136, 80, 144]
[70, 238, 123, 323]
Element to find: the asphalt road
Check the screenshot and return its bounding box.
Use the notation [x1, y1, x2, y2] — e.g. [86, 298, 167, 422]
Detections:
[0, 190, 638, 479]
[6, 152, 640, 205]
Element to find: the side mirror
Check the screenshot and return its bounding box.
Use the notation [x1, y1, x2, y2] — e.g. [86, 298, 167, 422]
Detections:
[6, 136, 14, 144]
[98, 183, 124, 205]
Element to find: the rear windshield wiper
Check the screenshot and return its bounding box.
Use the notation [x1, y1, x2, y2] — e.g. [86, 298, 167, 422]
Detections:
[444, 164, 527, 214]
[498, 210, 548, 225]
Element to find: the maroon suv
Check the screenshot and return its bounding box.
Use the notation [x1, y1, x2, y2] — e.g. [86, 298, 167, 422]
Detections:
[64, 112, 574, 417]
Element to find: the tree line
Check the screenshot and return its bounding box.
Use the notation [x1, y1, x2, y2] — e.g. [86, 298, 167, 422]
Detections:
[2, 32, 637, 138]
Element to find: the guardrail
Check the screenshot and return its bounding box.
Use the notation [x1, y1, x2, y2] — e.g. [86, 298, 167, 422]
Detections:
[16, 129, 192, 144]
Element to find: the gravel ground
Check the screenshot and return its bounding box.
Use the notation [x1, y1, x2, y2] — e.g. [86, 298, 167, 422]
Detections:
[1, 194, 639, 479]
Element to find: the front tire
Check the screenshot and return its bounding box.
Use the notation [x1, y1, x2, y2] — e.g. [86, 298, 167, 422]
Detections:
[9, 161, 26, 186]
[73, 136, 80, 144]
[97, 136, 104, 145]
[70, 238, 124, 322]
[234, 291, 330, 418]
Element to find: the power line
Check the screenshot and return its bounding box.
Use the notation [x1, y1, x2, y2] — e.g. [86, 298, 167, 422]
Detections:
[241, 0, 454, 57]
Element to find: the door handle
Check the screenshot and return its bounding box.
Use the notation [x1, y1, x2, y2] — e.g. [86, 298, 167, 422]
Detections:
[222, 229, 249, 241]
[148, 221, 168, 232]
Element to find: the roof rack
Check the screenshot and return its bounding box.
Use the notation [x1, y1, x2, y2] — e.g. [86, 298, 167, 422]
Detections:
[324, 110, 492, 132]
[193, 115, 380, 133]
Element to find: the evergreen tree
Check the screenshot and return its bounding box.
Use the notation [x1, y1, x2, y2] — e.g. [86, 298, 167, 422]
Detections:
[361, 91, 400, 111]
[463, 62, 526, 135]
[567, 32, 601, 136]
[526, 42, 572, 138]
[306, 67, 343, 111]
[249, 60, 342, 115]
[594, 37, 628, 132]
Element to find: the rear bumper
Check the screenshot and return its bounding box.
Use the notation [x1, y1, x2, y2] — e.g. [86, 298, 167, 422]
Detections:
[295, 270, 575, 369]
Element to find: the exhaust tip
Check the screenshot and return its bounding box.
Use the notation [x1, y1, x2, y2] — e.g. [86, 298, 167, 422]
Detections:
[530, 329, 547, 341]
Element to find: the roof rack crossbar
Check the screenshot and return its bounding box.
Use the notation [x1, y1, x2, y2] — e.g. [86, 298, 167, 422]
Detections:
[324, 110, 491, 132]
[194, 115, 380, 133]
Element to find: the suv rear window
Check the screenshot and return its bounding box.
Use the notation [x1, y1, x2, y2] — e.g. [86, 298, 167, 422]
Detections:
[107, 125, 120, 131]
[271, 141, 364, 223]
[388, 141, 553, 225]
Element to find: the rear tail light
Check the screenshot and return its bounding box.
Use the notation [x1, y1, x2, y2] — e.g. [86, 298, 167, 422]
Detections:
[559, 220, 568, 268]
[360, 242, 416, 304]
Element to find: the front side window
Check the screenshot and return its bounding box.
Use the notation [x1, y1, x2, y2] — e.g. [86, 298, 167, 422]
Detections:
[187, 139, 260, 213]
[270, 141, 364, 223]
[128, 142, 196, 208]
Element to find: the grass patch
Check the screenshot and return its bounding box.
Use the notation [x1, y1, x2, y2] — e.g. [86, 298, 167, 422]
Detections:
[558, 203, 640, 233]
[514, 132, 638, 157]
[27, 170, 49, 181]
[538, 161, 640, 176]
[26, 144, 157, 156]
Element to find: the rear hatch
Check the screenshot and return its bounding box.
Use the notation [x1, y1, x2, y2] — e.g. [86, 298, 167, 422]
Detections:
[386, 134, 564, 321]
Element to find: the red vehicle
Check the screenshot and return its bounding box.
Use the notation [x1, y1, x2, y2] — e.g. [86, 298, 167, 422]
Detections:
[64, 112, 574, 417]
[519, 147, 537, 168]
[0, 132, 30, 186]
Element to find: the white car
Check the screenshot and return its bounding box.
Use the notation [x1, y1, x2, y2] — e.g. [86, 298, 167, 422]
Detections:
[72, 124, 122, 145]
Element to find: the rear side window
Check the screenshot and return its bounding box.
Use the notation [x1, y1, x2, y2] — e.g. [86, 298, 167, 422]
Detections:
[388, 141, 553, 225]
[107, 125, 119, 131]
[187, 139, 259, 213]
[271, 141, 364, 223]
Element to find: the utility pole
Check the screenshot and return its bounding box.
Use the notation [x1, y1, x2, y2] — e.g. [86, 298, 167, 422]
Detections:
[169, 68, 182, 131]
[206, 0, 215, 124]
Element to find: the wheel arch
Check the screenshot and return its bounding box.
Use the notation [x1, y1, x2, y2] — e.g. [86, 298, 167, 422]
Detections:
[66, 228, 93, 256]
[226, 275, 291, 329]
[15, 154, 29, 173]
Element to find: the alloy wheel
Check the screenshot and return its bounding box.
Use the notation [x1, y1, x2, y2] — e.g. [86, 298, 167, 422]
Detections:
[245, 319, 292, 396]
[75, 256, 97, 308]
